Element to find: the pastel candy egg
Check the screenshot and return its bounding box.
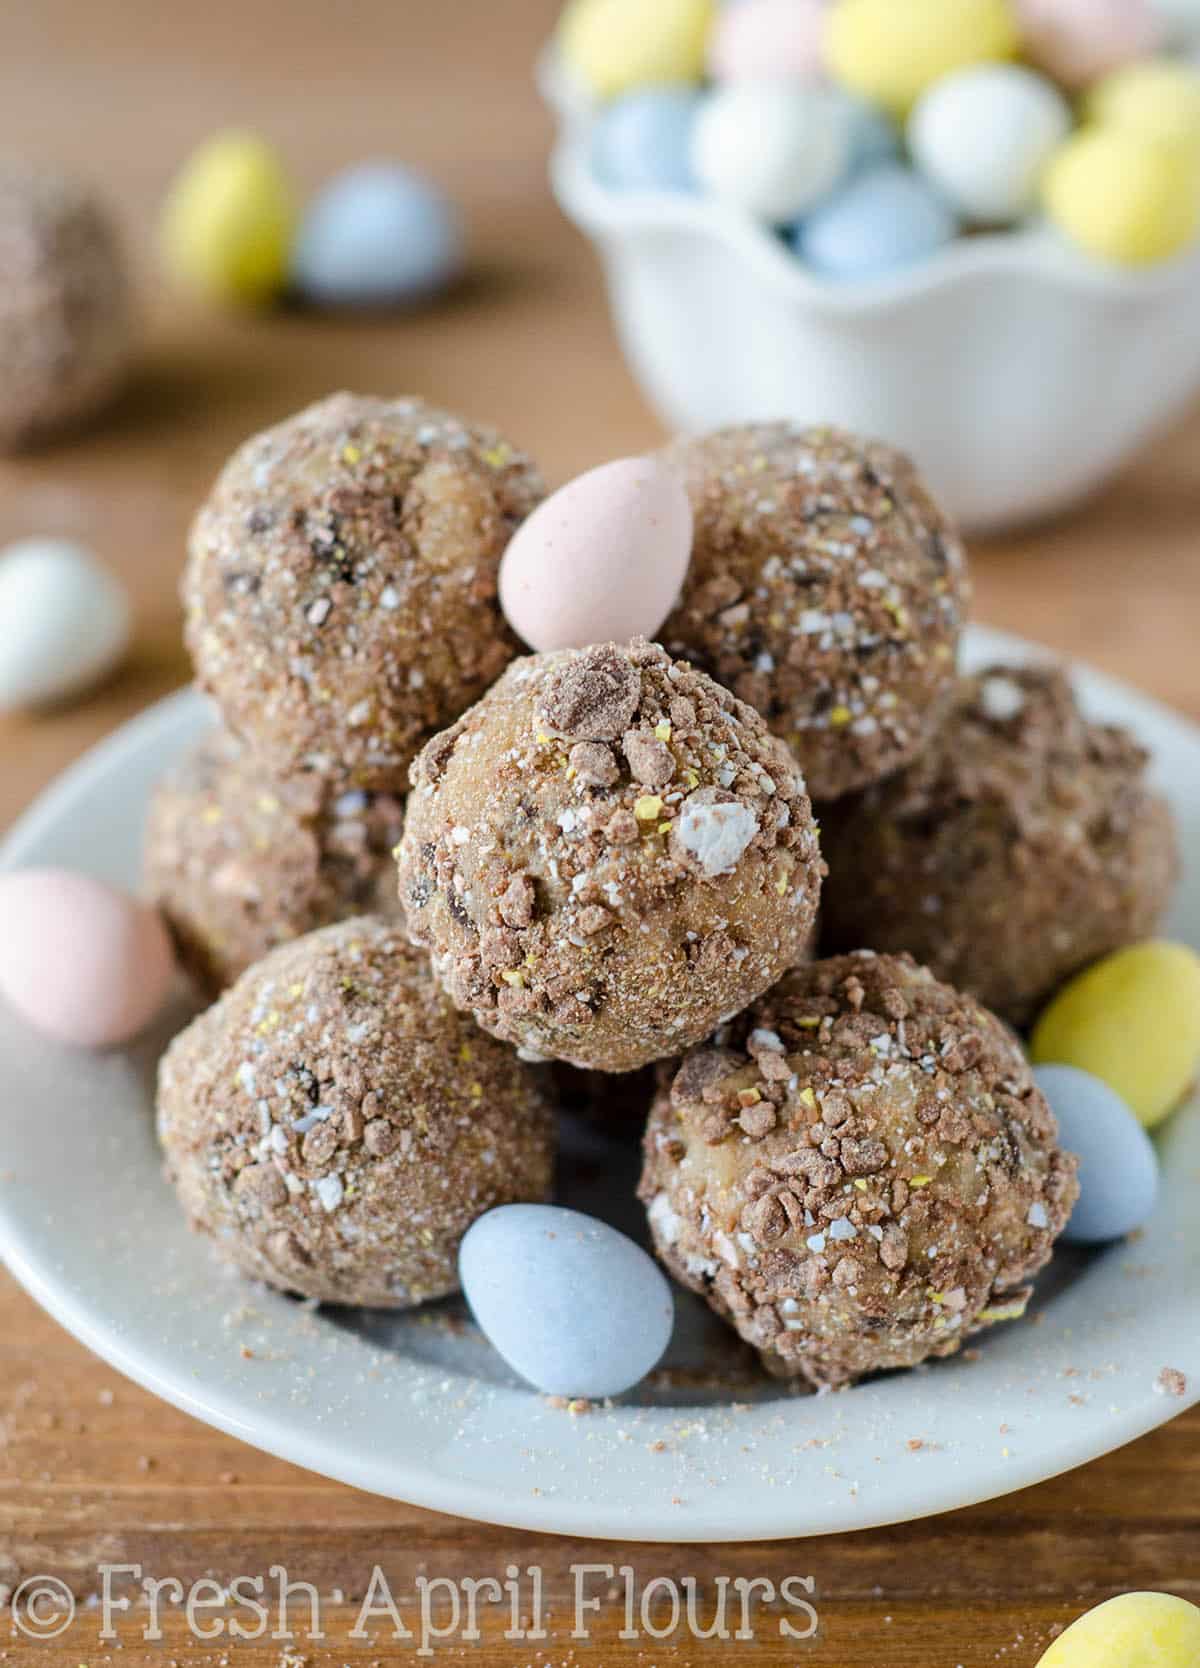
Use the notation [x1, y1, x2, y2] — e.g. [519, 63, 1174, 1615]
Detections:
[909, 64, 1071, 224]
[1033, 1065, 1160, 1244]
[1032, 941, 1200, 1128]
[0, 538, 130, 711]
[292, 163, 462, 306]
[1086, 60, 1200, 167]
[1037, 1592, 1200, 1667]
[692, 82, 851, 221]
[499, 457, 692, 651]
[825, 0, 1019, 118]
[708, 0, 826, 84]
[1043, 129, 1200, 266]
[795, 162, 957, 279]
[161, 131, 294, 308]
[1149, 0, 1200, 44]
[826, 88, 900, 175]
[1016, 0, 1164, 90]
[591, 90, 703, 192]
[558, 0, 714, 99]
[459, 1204, 675, 1397]
[0, 869, 175, 1048]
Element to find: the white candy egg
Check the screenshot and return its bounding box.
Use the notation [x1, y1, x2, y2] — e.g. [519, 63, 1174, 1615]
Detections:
[692, 81, 851, 221]
[908, 64, 1071, 224]
[0, 538, 130, 711]
[499, 456, 692, 652]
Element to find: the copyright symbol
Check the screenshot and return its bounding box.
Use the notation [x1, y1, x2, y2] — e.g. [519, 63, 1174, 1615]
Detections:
[11, 1575, 75, 1639]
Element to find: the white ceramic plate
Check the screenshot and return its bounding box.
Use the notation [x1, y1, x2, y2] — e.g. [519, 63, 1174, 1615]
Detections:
[1, 624, 1197, 1542]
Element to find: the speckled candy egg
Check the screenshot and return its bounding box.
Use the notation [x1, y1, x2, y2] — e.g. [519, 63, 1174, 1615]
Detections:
[795, 162, 958, 278]
[0, 538, 131, 711]
[460, 1204, 674, 1396]
[0, 868, 175, 1048]
[1034, 1065, 1160, 1244]
[909, 65, 1071, 224]
[1037, 1593, 1200, 1668]
[1016, 0, 1164, 89]
[498, 457, 692, 651]
[591, 90, 703, 192]
[1032, 941, 1200, 1129]
[292, 163, 462, 306]
[707, 0, 826, 83]
[559, 0, 714, 98]
[825, 0, 1019, 117]
[691, 82, 851, 221]
[161, 131, 295, 308]
[1043, 128, 1200, 266]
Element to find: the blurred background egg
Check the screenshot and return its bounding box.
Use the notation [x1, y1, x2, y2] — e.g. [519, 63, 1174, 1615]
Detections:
[909, 64, 1071, 223]
[591, 89, 702, 192]
[691, 81, 850, 220]
[1016, 0, 1165, 89]
[292, 162, 463, 306]
[499, 456, 692, 651]
[0, 538, 130, 712]
[0, 869, 176, 1049]
[795, 161, 958, 279]
[558, 0, 713, 98]
[707, 0, 826, 84]
[160, 130, 295, 308]
[825, 0, 1019, 117]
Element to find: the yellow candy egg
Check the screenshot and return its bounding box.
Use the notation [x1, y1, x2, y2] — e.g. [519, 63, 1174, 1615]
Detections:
[1032, 941, 1200, 1128]
[1037, 1592, 1200, 1667]
[161, 131, 295, 308]
[1043, 128, 1200, 266]
[825, 0, 1019, 117]
[1086, 59, 1200, 167]
[558, 0, 714, 99]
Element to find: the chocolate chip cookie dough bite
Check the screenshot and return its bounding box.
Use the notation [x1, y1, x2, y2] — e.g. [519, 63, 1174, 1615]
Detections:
[821, 665, 1179, 1027]
[639, 952, 1078, 1388]
[182, 391, 544, 791]
[157, 916, 556, 1308]
[145, 727, 406, 996]
[0, 159, 133, 450]
[659, 424, 970, 801]
[397, 638, 825, 1073]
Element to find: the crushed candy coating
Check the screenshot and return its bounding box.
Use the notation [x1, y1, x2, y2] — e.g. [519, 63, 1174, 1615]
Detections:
[183, 391, 544, 792]
[157, 916, 555, 1308]
[397, 638, 825, 1072]
[639, 951, 1078, 1387]
[822, 664, 1178, 1025]
[659, 424, 969, 800]
[145, 726, 406, 996]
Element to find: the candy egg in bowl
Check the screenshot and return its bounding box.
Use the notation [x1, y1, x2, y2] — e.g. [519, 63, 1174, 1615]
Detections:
[541, 0, 1200, 534]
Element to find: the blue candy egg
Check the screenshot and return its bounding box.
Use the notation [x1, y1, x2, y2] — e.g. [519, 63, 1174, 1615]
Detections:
[591, 89, 702, 193]
[459, 1204, 675, 1398]
[794, 162, 957, 280]
[826, 87, 900, 175]
[1034, 1064, 1161, 1245]
[292, 162, 462, 306]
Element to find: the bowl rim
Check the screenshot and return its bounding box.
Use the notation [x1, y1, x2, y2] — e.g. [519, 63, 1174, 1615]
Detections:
[540, 45, 1200, 317]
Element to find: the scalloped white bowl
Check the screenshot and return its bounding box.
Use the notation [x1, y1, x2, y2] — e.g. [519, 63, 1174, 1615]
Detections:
[544, 55, 1200, 533]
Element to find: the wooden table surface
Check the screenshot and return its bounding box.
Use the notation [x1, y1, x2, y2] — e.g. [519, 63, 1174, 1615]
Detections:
[2, 3, 1199, 1662]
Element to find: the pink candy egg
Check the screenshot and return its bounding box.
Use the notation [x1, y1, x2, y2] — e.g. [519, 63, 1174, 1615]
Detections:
[708, 0, 827, 83]
[499, 457, 693, 652]
[0, 868, 176, 1048]
[1016, 0, 1164, 89]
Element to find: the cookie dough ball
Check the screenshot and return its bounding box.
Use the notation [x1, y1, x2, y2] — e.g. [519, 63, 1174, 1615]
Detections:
[659, 425, 970, 801]
[821, 665, 1179, 1027]
[0, 159, 133, 450]
[640, 952, 1078, 1387]
[157, 916, 556, 1308]
[183, 392, 543, 791]
[398, 639, 825, 1073]
[145, 727, 406, 996]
